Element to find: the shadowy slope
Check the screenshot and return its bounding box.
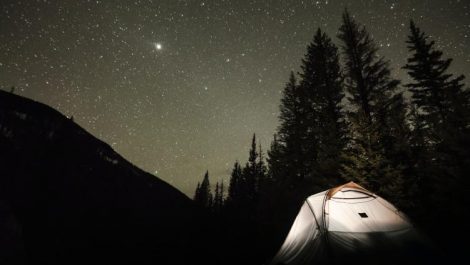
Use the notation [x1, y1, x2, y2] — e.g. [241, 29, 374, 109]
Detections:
[0, 90, 207, 265]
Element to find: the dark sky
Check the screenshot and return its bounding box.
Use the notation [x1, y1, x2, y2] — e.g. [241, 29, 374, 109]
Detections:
[1, 0, 469, 196]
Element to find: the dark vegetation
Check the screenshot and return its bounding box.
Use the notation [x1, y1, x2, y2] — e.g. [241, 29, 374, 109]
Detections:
[0, 10, 469, 265]
[194, 11, 469, 265]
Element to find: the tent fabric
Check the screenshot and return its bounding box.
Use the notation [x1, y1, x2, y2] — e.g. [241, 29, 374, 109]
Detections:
[326, 181, 372, 199]
[271, 182, 430, 265]
[270, 202, 324, 265]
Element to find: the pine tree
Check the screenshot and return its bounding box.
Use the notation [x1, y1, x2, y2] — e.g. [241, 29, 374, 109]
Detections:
[271, 29, 350, 192]
[404, 20, 470, 146]
[277, 72, 307, 183]
[214, 182, 220, 211]
[193, 182, 201, 201]
[256, 144, 267, 190]
[213, 182, 224, 213]
[407, 104, 428, 210]
[403, 20, 470, 228]
[227, 161, 242, 204]
[403, 20, 469, 137]
[338, 10, 406, 200]
[243, 134, 259, 202]
[194, 171, 213, 208]
[226, 135, 266, 221]
[299, 28, 348, 188]
[267, 134, 285, 183]
[384, 93, 411, 205]
[219, 181, 224, 206]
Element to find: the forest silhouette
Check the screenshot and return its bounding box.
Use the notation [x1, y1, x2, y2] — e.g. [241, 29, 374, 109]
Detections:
[193, 11, 469, 265]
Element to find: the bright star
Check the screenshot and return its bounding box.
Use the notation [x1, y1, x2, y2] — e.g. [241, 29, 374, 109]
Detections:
[154, 42, 162, 51]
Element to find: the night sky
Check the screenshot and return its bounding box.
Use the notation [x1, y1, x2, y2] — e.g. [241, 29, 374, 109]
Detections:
[1, 0, 469, 196]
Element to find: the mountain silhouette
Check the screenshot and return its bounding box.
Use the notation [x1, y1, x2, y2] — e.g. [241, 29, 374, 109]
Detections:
[0, 90, 208, 265]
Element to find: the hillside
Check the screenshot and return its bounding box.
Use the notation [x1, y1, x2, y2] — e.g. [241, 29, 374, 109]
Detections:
[0, 90, 207, 265]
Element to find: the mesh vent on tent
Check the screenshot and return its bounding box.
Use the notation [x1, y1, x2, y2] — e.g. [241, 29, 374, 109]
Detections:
[358, 212, 368, 218]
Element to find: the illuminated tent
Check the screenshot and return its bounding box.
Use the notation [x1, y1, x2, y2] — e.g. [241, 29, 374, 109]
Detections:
[271, 182, 432, 265]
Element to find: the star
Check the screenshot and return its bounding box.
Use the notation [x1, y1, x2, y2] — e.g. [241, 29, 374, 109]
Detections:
[154, 42, 162, 51]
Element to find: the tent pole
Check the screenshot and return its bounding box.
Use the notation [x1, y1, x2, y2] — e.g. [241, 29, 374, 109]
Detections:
[322, 192, 333, 262]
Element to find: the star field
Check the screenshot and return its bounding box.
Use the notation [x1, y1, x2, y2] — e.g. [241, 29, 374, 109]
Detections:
[1, 0, 469, 195]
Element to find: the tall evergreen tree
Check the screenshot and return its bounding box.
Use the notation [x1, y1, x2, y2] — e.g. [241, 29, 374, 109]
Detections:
[193, 182, 201, 201]
[267, 134, 284, 183]
[256, 144, 268, 189]
[213, 182, 224, 213]
[194, 171, 213, 208]
[243, 134, 259, 202]
[219, 181, 224, 206]
[277, 72, 307, 184]
[271, 29, 350, 192]
[214, 182, 220, 209]
[227, 161, 242, 204]
[403, 20, 470, 228]
[299, 28, 348, 188]
[262, 29, 356, 236]
[338, 10, 407, 201]
[404, 20, 469, 137]
[226, 135, 268, 221]
[407, 103, 428, 209]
